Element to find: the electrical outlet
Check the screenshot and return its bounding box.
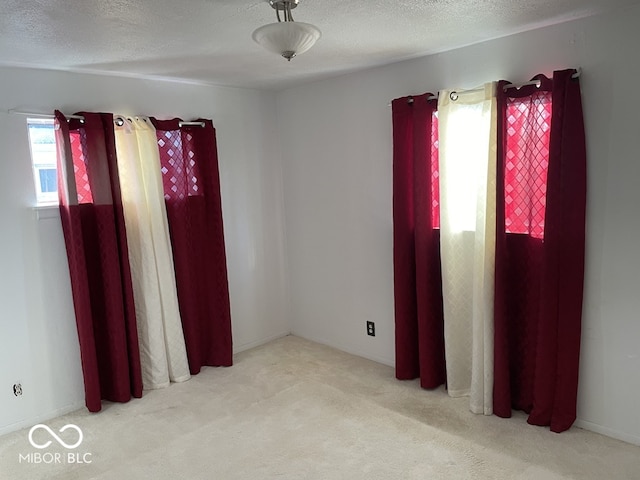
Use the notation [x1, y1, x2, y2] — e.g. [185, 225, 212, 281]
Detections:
[366, 321, 375, 337]
[13, 383, 23, 397]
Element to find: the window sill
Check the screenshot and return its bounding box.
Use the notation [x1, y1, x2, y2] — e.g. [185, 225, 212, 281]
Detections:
[34, 204, 60, 220]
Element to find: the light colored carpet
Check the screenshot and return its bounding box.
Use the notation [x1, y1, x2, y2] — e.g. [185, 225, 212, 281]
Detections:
[1, 335, 639, 479]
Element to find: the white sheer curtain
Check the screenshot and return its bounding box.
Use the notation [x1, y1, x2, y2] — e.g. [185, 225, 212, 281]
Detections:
[114, 116, 191, 389]
[437, 83, 497, 415]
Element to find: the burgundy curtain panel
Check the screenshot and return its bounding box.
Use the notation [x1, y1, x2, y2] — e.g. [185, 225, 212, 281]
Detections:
[55, 111, 143, 412]
[493, 69, 587, 432]
[152, 118, 233, 373]
[392, 94, 446, 388]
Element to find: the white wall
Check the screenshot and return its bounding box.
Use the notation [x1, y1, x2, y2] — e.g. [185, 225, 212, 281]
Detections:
[2, 5, 640, 447]
[0, 67, 290, 435]
[277, 5, 640, 444]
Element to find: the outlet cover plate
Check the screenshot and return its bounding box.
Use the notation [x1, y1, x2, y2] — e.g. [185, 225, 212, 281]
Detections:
[366, 321, 375, 337]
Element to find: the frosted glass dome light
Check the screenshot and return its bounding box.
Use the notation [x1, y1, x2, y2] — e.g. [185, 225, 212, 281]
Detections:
[252, 0, 321, 61]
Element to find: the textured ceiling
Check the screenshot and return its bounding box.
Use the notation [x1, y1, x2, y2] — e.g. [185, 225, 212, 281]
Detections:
[1, 0, 638, 90]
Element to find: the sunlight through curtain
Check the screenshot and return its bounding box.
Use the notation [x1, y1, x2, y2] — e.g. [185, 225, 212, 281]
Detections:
[56, 111, 233, 412]
[55, 111, 143, 412]
[152, 118, 233, 373]
[392, 94, 446, 389]
[114, 116, 191, 389]
[438, 83, 497, 415]
[392, 69, 586, 432]
[493, 70, 586, 432]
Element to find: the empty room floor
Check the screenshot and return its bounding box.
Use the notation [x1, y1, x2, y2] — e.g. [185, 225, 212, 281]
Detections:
[1, 335, 639, 479]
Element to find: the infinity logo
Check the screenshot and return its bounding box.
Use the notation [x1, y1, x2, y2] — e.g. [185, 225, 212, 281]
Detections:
[28, 424, 83, 450]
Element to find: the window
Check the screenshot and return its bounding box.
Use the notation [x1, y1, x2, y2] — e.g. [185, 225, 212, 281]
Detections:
[504, 92, 551, 239]
[428, 93, 551, 238]
[437, 98, 493, 234]
[38, 168, 57, 193]
[27, 118, 58, 206]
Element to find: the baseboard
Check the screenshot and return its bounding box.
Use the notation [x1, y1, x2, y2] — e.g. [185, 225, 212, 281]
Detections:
[574, 419, 640, 446]
[0, 401, 84, 437]
[291, 334, 640, 447]
[4, 338, 638, 450]
[0, 333, 290, 438]
[290, 330, 395, 367]
[233, 330, 291, 354]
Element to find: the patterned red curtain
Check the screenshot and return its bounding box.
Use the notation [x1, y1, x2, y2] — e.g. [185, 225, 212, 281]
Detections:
[151, 118, 233, 373]
[392, 95, 446, 388]
[55, 111, 143, 412]
[493, 69, 587, 432]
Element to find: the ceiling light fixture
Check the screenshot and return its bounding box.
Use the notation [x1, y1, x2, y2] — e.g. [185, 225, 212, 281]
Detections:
[252, 0, 321, 62]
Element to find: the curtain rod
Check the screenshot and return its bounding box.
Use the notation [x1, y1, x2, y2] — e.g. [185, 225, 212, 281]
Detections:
[7, 109, 85, 121]
[6, 109, 205, 127]
[113, 116, 206, 128]
[389, 68, 582, 106]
